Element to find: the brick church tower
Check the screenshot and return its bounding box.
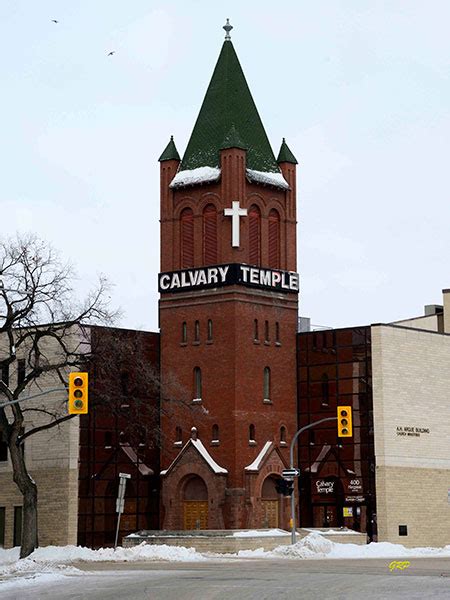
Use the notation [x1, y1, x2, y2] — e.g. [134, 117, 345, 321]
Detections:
[158, 22, 299, 530]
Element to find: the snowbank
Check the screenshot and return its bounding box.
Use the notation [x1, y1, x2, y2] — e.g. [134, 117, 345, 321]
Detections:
[237, 532, 450, 560]
[0, 542, 206, 582]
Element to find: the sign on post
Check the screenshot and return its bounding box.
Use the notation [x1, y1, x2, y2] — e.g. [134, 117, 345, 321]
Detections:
[282, 468, 300, 479]
[114, 473, 131, 549]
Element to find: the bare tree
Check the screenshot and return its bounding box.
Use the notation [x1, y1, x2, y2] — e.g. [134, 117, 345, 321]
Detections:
[0, 234, 117, 558]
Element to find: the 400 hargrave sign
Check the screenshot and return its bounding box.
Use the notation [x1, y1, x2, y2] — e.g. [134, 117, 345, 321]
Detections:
[158, 264, 300, 294]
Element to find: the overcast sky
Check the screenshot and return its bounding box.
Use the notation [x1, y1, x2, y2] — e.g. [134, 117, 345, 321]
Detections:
[2, 1, 450, 331]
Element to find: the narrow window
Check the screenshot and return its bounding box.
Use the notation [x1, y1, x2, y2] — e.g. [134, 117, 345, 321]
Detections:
[263, 367, 271, 401]
[194, 320, 200, 342]
[321, 374, 329, 407]
[207, 319, 213, 341]
[181, 322, 187, 343]
[275, 322, 280, 344]
[0, 432, 7, 462]
[180, 207, 194, 269]
[249, 424, 256, 441]
[203, 204, 218, 265]
[1, 362, 9, 386]
[104, 432, 112, 448]
[13, 506, 22, 548]
[0, 507, 5, 547]
[248, 205, 261, 265]
[17, 359, 26, 385]
[265, 320, 270, 342]
[212, 424, 219, 442]
[175, 426, 182, 443]
[280, 426, 286, 443]
[193, 367, 202, 400]
[268, 208, 280, 269]
[254, 319, 259, 341]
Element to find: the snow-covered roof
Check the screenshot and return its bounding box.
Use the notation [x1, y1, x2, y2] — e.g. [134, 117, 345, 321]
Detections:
[170, 166, 220, 188]
[306, 444, 355, 475]
[160, 436, 228, 476]
[120, 444, 154, 476]
[245, 441, 273, 472]
[307, 444, 331, 474]
[246, 169, 289, 190]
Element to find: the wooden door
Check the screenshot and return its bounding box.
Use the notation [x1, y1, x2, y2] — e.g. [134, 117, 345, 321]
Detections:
[183, 501, 208, 530]
[261, 500, 279, 528]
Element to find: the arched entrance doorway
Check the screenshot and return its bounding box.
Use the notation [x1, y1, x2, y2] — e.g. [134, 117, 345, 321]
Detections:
[261, 476, 279, 528]
[183, 476, 208, 530]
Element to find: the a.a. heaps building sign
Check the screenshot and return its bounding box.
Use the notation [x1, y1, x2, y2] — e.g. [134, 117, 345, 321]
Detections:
[158, 263, 300, 295]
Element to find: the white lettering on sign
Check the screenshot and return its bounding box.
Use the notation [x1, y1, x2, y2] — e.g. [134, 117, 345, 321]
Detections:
[316, 480, 335, 494]
[159, 264, 300, 294]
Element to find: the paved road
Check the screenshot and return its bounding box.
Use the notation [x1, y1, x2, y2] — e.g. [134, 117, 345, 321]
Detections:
[2, 557, 450, 599]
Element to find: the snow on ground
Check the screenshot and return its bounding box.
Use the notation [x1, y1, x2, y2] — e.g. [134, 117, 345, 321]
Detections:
[2, 532, 450, 587]
[233, 529, 288, 538]
[237, 532, 450, 560]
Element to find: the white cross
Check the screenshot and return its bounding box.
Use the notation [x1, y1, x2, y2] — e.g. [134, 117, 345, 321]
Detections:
[224, 201, 247, 247]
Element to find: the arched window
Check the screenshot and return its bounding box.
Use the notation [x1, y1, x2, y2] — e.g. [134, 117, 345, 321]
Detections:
[212, 424, 219, 442]
[248, 205, 261, 265]
[193, 367, 202, 400]
[268, 208, 280, 269]
[207, 319, 213, 341]
[203, 204, 217, 265]
[254, 319, 259, 341]
[280, 426, 286, 443]
[175, 426, 182, 443]
[181, 321, 187, 343]
[249, 424, 256, 441]
[275, 322, 280, 343]
[194, 320, 200, 342]
[265, 320, 270, 342]
[263, 367, 271, 401]
[181, 207, 194, 268]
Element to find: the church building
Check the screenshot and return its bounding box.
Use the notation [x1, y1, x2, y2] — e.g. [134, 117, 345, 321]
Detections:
[158, 21, 299, 531]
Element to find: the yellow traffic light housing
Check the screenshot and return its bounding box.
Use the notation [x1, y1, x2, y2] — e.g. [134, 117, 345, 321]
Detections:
[337, 406, 352, 437]
[68, 372, 88, 414]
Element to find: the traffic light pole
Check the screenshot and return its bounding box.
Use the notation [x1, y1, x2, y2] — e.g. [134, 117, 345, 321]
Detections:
[289, 416, 337, 545]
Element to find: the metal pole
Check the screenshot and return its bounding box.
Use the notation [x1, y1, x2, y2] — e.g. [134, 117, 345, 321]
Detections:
[114, 473, 131, 550]
[0, 388, 63, 409]
[289, 416, 337, 544]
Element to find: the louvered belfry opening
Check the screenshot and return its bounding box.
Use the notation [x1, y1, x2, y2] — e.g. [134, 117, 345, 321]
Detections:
[268, 208, 280, 269]
[203, 204, 218, 265]
[248, 205, 261, 266]
[180, 207, 194, 269]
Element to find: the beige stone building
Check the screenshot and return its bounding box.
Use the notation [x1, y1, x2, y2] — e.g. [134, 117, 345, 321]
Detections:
[0, 327, 83, 548]
[372, 290, 450, 547]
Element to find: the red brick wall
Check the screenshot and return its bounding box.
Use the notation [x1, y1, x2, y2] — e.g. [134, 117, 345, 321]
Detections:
[159, 147, 298, 528]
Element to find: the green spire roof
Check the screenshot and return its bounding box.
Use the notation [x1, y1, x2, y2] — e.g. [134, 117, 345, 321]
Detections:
[159, 136, 180, 162]
[220, 124, 247, 150]
[277, 138, 298, 164]
[180, 40, 279, 173]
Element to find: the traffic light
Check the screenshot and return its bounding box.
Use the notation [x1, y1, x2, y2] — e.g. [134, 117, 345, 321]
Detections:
[337, 405, 352, 437]
[68, 372, 88, 414]
[275, 478, 294, 496]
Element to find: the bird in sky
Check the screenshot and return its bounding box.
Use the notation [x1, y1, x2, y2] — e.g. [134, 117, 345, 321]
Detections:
[107, 51, 115, 56]
[51, 19, 58, 24]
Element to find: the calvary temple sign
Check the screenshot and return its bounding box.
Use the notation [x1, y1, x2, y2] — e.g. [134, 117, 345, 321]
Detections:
[158, 264, 300, 294]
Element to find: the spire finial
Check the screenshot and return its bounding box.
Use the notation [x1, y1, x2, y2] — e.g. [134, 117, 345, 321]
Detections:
[223, 18, 233, 41]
